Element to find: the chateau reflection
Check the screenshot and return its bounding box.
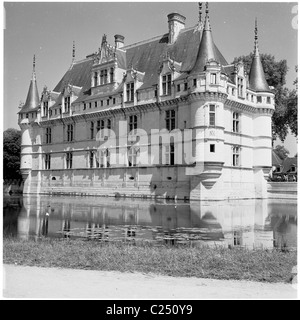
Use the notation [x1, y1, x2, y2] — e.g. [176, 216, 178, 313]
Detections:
[9, 195, 297, 250]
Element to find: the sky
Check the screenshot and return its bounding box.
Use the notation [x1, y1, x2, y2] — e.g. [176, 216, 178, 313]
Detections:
[1, 1, 298, 154]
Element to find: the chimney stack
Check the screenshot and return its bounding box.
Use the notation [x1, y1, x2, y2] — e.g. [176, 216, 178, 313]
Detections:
[114, 34, 125, 49]
[167, 13, 186, 44]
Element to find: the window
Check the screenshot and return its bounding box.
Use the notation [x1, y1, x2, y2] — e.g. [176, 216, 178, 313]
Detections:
[55, 109, 57, 115]
[104, 69, 108, 84]
[177, 84, 180, 92]
[165, 143, 175, 165]
[210, 144, 215, 153]
[291, 166, 296, 172]
[101, 100, 103, 107]
[209, 105, 216, 126]
[66, 152, 73, 169]
[107, 119, 111, 130]
[94, 72, 98, 87]
[107, 99, 110, 106]
[233, 146, 240, 167]
[128, 147, 139, 167]
[100, 70, 104, 85]
[129, 115, 138, 132]
[238, 77, 243, 97]
[89, 102, 92, 109]
[210, 73, 217, 85]
[95, 101, 98, 108]
[162, 73, 172, 96]
[89, 151, 94, 168]
[67, 124, 74, 142]
[193, 79, 197, 87]
[90, 122, 94, 139]
[83, 103, 86, 110]
[110, 67, 114, 83]
[26, 113, 29, 118]
[45, 154, 51, 170]
[232, 88, 235, 96]
[43, 101, 48, 117]
[233, 112, 240, 133]
[97, 120, 105, 139]
[126, 82, 134, 102]
[113, 98, 116, 104]
[267, 97, 271, 104]
[184, 82, 188, 91]
[45, 127, 52, 144]
[166, 110, 176, 131]
[64, 96, 70, 113]
[251, 95, 254, 102]
[257, 96, 262, 103]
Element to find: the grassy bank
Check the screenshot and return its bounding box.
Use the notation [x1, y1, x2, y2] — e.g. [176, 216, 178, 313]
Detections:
[3, 238, 297, 283]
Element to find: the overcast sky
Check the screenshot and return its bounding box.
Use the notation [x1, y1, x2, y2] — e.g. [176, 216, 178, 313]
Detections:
[2, 1, 298, 153]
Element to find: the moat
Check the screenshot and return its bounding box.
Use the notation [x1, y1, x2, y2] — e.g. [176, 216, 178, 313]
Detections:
[3, 194, 297, 250]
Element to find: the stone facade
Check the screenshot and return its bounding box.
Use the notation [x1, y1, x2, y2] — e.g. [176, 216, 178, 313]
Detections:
[18, 6, 275, 200]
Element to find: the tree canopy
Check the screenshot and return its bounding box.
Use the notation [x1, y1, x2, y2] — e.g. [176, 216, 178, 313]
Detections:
[3, 128, 22, 180]
[232, 54, 297, 142]
[273, 145, 290, 160]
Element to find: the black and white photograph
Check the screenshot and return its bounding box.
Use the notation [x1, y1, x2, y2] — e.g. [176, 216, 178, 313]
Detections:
[1, 1, 298, 301]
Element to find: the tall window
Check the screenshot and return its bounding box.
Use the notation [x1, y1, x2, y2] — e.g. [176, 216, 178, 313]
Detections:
[128, 147, 139, 167]
[233, 112, 240, 133]
[210, 73, 217, 84]
[233, 146, 240, 167]
[66, 152, 73, 169]
[45, 127, 52, 144]
[104, 69, 108, 84]
[94, 72, 98, 87]
[100, 70, 104, 85]
[166, 110, 176, 131]
[43, 101, 48, 117]
[110, 67, 114, 83]
[209, 105, 216, 126]
[64, 96, 70, 113]
[162, 73, 172, 96]
[90, 122, 94, 139]
[267, 97, 271, 104]
[165, 143, 175, 165]
[129, 115, 138, 132]
[45, 154, 51, 170]
[126, 82, 134, 102]
[107, 119, 111, 137]
[67, 124, 74, 142]
[257, 96, 262, 103]
[238, 77, 243, 97]
[89, 151, 94, 168]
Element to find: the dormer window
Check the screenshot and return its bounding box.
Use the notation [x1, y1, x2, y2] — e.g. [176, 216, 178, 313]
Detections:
[162, 73, 172, 96]
[210, 73, 217, 85]
[43, 101, 48, 117]
[126, 82, 134, 102]
[267, 97, 271, 104]
[238, 77, 244, 97]
[94, 72, 98, 86]
[110, 67, 114, 83]
[64, 96, 70, 113]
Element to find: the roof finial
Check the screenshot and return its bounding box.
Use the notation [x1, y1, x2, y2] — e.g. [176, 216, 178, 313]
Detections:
[72, 41, 75, 61]
[205, 2, 209, 15]
[32, 54, 36, 80]
[254, 18, 259, 56]
[198, 3, 202, 22]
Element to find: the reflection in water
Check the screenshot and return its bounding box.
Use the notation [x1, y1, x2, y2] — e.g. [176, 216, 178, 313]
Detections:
[3, 195, 297, 250]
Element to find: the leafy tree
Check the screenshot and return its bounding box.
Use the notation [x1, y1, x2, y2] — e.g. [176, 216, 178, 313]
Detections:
[274, 145, 290, 160]
[3, 128, 22, 180]
[232, 54, 297, 142]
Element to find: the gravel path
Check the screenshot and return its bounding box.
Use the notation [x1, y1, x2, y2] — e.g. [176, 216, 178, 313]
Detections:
[2, 264, 298, 300]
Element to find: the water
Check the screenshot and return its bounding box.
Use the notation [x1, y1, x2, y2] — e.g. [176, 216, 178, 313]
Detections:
[3, 194, 297, 250]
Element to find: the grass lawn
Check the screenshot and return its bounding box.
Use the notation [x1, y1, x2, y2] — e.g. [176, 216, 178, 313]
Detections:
[3, 237, 297, 283]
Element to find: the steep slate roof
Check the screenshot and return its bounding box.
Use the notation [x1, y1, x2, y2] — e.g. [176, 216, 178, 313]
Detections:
[272, 150, 283, 167]
[281, 157, 297, 174]
[50, 20, 229, 103]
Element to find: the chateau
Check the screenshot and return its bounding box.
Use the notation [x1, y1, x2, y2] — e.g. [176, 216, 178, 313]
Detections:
[18, 4, 275, 201]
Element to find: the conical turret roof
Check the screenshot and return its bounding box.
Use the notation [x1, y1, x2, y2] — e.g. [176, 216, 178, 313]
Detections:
[20, 55, 40, 113]
[189, 7, 220, 75]
[248, 19, 271, 92]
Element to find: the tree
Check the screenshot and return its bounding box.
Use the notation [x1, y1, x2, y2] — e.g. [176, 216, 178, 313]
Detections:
[232, 54, 297, 142]
[3, 128, 22, 180]
[274, 145, 290, 160]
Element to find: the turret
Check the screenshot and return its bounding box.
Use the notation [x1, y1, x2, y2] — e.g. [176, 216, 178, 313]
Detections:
[18, 55, 40, 192]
